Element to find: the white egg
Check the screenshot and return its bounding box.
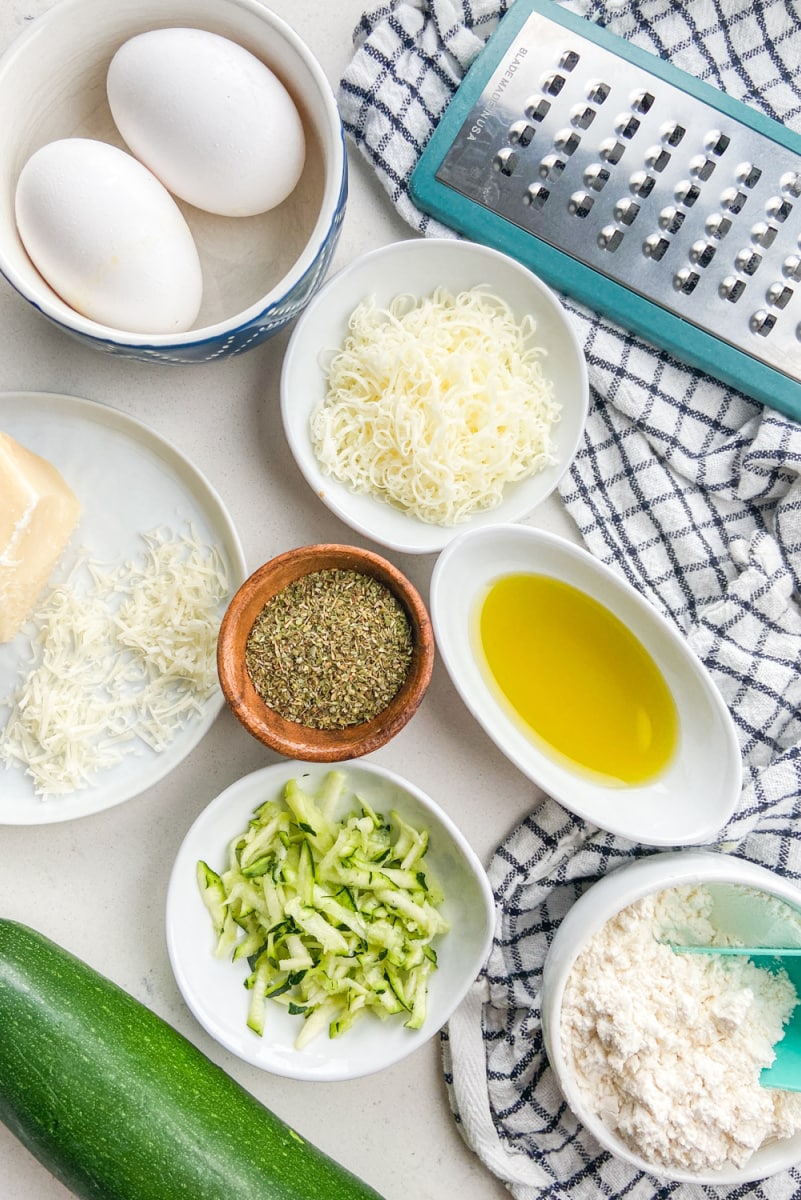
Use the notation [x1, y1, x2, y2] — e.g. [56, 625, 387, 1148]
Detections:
[15, 138, 203, 334]
[107, 28, 307, 218]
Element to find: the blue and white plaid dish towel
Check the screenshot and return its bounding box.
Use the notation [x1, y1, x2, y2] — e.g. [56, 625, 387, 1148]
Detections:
[340, 2, 801, 1195]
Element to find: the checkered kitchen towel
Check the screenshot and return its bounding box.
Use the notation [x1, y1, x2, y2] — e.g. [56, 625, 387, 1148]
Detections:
[341, 1, 801, 1195]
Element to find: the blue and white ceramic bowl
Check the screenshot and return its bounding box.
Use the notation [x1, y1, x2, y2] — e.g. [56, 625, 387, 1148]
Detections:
[0, 0, 347, 363]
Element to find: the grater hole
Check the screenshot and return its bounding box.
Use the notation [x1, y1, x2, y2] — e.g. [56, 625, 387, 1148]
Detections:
[720, 276, 746, 303]
[676, 180, 701, 207]
[568, 191, 594, 218]
[615, 198, 641, 225]
[767, 283, 793, 310]
[736, 248, 763, 276]
[630, 172, 656, 198]
[736, 163, 762, 189]
[690, 241, 717, 268]
[543, 73, 566, 97]
[705, 130, 731, 157]
[783, 255, 801, 282]
[674, 268, 700, 294]
[554, 129, 581, 156]
[707, 214, 733, 240]
[493, 148, 518, 177]
[598, 225, 623, 251]
[645, 147, 671, 173]
[540, 154, 566, 182]
[643, 234, 670, 261]
[524, 183, 550, 210]
[526, 97, 552, 122]
[721, 187, 748, 214]
[586, 79, 611, 105]
[599, 138, 626, 165]
[690, 156, 716, 182]
[750, 309, 777, 337]
[559, 49, 580, 71]
[780, 171, 801, 199]
[660, 207, 685, 234]
[584, 164, 611, 192]
[661, 122, 686, 147]
[616, 114, 641, 140]
[751, 222, 778, 249]
[631, 90, 655, 114]
[767, 197, 793, 223]
[508, 121, 537, 147]
[570, 104, 596, 130]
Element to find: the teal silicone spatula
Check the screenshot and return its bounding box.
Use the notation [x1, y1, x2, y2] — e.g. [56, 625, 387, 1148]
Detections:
[670, 947, 801, 1091]
[669, 883, 801, 1091]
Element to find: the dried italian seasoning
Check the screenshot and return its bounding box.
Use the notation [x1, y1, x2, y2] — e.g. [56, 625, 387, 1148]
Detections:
[244, 569, 414, 730]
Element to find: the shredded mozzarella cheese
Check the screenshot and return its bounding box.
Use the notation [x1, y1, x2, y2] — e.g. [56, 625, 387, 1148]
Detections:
[0, 527, 230, 797]
[310, 286, 561, 526]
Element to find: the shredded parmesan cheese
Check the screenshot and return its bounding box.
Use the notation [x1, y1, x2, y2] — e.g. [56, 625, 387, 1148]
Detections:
[0, 526, 230, 797]
[310, 286, 561, 526]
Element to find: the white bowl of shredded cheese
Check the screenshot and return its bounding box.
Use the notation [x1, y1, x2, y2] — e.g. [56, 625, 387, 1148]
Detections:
[280, 238, 588, 555]
[541, 850, 801, 1185]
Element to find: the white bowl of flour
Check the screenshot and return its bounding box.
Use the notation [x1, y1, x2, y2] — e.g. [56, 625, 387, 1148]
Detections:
[541, 850, 801, 1185]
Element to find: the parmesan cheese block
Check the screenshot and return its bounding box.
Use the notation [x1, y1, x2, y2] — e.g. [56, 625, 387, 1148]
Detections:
[0, 432, 81, 643]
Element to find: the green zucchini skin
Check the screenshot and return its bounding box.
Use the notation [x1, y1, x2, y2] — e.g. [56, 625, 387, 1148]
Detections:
[0, 919, 386, 1200]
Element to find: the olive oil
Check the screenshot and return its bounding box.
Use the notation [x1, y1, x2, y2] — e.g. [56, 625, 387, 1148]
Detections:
[476, 572, 678, 785]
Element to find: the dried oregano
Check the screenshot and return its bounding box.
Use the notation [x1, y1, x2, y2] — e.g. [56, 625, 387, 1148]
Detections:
[245, 569, 414, 730]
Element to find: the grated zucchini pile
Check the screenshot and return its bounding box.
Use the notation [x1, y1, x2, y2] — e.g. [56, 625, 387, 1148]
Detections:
[197, 770, 449, 1047]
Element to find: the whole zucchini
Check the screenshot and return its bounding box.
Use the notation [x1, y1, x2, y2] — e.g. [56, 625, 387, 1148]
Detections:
[0, 919, 385, 1200]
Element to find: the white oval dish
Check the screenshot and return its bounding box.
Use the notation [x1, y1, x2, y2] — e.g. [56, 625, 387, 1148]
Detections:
[0, 392, 247, 825]
[541, 849, 801, 1184]
[280, 238, 588, 555]
[166, 759, 495, 1082]
[429, 524, 742, 846]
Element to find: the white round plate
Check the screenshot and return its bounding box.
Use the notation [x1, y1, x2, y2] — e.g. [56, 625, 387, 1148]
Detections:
[280, 238, 588, 555]
[0, 392, 247, 824]
[430, 524, 743, 846]
[166, 759, 495, 1082]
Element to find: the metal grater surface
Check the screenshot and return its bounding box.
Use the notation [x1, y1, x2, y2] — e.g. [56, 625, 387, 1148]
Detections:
[434, 9, 801, 383]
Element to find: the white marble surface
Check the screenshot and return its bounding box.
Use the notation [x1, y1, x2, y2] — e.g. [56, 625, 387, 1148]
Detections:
[0, 3, 581, 1197]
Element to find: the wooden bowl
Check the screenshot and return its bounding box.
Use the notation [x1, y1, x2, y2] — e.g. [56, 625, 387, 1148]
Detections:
[217, 544, 434, 761]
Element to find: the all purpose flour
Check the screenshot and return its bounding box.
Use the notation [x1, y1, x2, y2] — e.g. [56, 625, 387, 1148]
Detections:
[561, 883, 801, 1173]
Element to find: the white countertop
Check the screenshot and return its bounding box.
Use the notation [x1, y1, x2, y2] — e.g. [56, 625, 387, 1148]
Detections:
[1, 3, 580, 1197]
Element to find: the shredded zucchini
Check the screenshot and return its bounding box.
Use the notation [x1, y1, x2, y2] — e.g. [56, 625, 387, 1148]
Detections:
[197, 770, 449, 1047]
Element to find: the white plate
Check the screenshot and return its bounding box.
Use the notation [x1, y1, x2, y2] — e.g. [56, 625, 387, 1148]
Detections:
[0, 392, 247, 824]
[280, 238, 589, 555]
[166, 759, 495, 1082]
[430, 524, 742, 846]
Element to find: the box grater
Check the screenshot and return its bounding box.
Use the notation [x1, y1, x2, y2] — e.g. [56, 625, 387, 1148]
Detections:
[409, 0, 801, 421]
